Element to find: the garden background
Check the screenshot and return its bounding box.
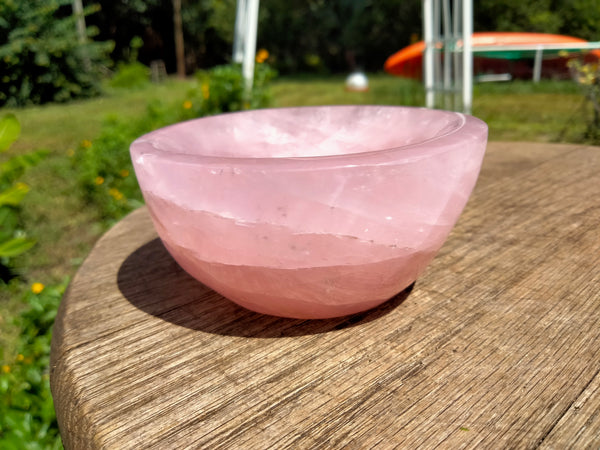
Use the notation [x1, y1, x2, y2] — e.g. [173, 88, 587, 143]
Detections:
[1, 0, 599, 447]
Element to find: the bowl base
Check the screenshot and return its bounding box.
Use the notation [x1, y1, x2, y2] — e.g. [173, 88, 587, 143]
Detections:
[226, 295, 394, 320]
[161, 239, 433, 319]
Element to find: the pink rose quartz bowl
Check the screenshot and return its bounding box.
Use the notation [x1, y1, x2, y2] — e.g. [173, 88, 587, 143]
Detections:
[130, 106, 488, 319]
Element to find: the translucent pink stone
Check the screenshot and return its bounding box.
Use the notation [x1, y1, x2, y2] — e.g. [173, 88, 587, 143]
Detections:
[130, 106, 488, 319]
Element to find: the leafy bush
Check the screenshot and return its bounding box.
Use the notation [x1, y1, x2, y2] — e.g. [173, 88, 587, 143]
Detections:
[109, 62, 150, 89]
[0, 280, 67, 449]
[0, 115, 47, 281]
[568, 57, 600, 144]
[109, 37, 150, 89]
[191, 62, 277, 115]
[0, 0, 113, 107]
[73, 102, 177, 224]
[75, 63, 276, 226]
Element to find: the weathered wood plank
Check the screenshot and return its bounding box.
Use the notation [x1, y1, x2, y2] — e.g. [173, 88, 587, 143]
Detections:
[540, 370, 600, 448]
[50, 142, 600, 449]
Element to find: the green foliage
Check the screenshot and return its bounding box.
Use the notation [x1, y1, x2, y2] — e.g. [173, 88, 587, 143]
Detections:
[259, 0, 599, 73]
[0, 114, 20, 151]
[257, 0, 422, 74]
[109, 37, 150, 89]
[568, 58, 600, 144]
[0, 115, 47, 278]
[86, 0, 167, 66]
[180, 0, 237, 68]
[75, 63, 276, 226]
[0, 0, 114, 107]
[192, 62, 277, 115]
[475, 0, 599, 41]
[558, 0, 600, 42]
[90, 0, 237, 72]
[476, 0, 563, 34]
[109, 62, 151, 89]
[0, 280, 67, 449]
[81, 0, 600, 76]
[72, 107, 168, 224]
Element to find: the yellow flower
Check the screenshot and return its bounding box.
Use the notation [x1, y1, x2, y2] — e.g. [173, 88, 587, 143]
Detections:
[201, 83, 210, 100]
[183, 100, 193, 110]
[256, 48, 269, 64]
[81, 139, 92, 148]
[119, 169, 130, 178]
[1, 365, 10, 374]
[67, 148, 75, 157]
[95, 176, 104, 185]
[109, 188, 124, 201]
[31, 282, 44, 294]
[16, 354, 24, 362]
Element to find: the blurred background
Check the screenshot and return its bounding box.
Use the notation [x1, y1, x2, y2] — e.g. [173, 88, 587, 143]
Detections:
[84, 0, 600, 76]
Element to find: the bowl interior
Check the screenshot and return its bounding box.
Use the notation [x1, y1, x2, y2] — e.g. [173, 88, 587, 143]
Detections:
[140, 106, 465, 159]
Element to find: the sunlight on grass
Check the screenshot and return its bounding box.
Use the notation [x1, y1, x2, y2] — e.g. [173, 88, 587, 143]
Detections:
[472, 82, 586, 142]
[5, 78, 195, 156]
[271, 74, 424, 107]
[271, 74, 587, 143]
[0, 79, 196, 359]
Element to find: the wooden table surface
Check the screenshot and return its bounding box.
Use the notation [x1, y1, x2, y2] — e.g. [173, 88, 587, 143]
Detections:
[50, 142, 600, 449]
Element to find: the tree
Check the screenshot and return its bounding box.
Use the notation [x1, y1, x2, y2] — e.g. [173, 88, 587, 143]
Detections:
[555, 0, 600, 41]
[0, 0, 113, 107]
[475, 0, 561, 33]
[475, 0, 600, 41]
[256, 0, 422, 74]
[89, 0, 236, 74]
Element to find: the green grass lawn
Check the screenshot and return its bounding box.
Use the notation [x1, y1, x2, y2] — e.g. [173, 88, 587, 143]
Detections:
[472, 80, 590, 142]
[270, 74, 425, 108]
[0, 73, 594, 362]
[1, 79, 195, 360]
[269, 74, 589, 142]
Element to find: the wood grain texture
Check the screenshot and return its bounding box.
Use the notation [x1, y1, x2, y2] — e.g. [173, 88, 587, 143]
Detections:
[50, 142, 600, 449]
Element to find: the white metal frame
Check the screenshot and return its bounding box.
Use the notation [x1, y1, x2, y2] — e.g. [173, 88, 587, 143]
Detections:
[233, 0, 260, 93]
[423, 0, 473, 113]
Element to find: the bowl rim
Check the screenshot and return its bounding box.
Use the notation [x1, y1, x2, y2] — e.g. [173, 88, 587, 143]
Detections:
[130, 105, 488, 169]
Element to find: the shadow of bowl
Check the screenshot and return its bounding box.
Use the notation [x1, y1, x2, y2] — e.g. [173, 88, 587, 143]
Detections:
[117, 238, 413, 338]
